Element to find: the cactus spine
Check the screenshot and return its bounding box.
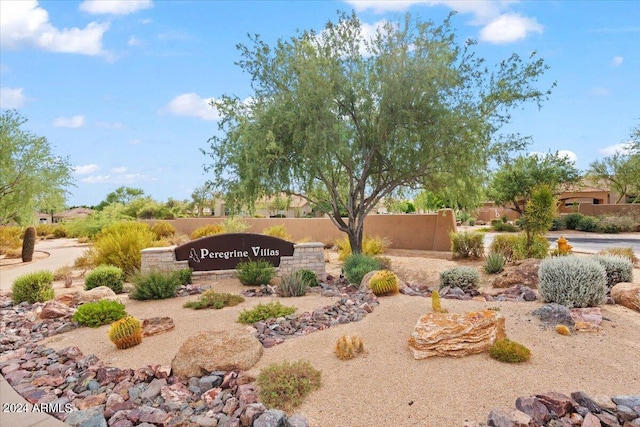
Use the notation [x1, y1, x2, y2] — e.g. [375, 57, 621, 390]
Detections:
[335, 335, 364, 360]
[108, 316, 143, 349]
[21, 226, 36, 262]
[431, 290, 448, 313]
[368, 270, 399, 296]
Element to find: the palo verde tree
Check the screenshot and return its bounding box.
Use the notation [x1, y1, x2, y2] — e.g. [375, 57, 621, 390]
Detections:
[488, 152, 581, 216]
[204, 12, 555, 253]
[0, 110, 74, 225]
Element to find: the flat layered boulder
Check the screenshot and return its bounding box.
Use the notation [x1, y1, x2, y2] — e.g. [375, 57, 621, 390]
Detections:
[408, 310, 506, 359]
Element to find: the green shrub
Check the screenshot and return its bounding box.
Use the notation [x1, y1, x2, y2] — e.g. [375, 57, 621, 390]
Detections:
[176, 268, 192, 285]
[279, 270, 308, 297]
[299, 269, 319, 287]
[190, 224, 224, 240]
[72, 300, 127, 327]
[538, 256, 607, 308]
[150, 221, 176, 239]
[237, 301, 296, 324]
[84, 265, 124, 293]
[236, 259, 276, 286]
[0, 226, 22, 257]
[183, 290, 245, 310]
[262, 224, 292, 241]
[489, 339, 531, 363]
[576, 216, 599, 232]
[563, 213, 584, 230]
[335, 235, 389, 260]
[11, 270, 55, 304]
[492, 222, 519, 232]
[591, 255, 633, 289]
[596, 216, 634, 234]
[512, 233, 550, 260]
[550, 217, 565, 231]
[450, 231, 484, 259]
[129, 270, 182, 300]
[484, 252, 506, 274]
[91, 221, 160, 278]
[489, 234, 519, 263]
[221, 217, 250, 233]
[342, 253, 382, 285]
[597, 247, 638, 266]
[257, 360, 321, 412]
[439, 266, 480, 292]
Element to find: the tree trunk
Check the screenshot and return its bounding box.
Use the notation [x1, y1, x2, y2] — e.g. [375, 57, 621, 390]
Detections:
[346, 219, 364, 254]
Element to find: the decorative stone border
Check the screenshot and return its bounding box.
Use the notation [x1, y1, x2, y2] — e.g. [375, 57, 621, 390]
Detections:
[141, 242, 326, 281]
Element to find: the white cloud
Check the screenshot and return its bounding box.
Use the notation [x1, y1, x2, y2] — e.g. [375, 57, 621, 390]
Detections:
[79, 0, 153, 15]
[599, 142, 636, 156]
[53, 115, 85, 128]
[557, 150, 577, 163]
[0, 0, 108, 55]
[111, 166, 127, 173]
[73, 164, 100, 175]
[589, 87, 610, 96]
[479, 14, 543, 44]
[81, 172, 155, 184]
[0, 87, 28, 108]
[95, 121, 125, 129]
[128, 36, 143, 47]
[612, 56, 623, 67]
[162, 93, 221, 121]
[141, 18, 153, 25]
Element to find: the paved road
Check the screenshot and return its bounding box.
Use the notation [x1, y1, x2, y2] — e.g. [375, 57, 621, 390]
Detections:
[0, 238, 89, 291]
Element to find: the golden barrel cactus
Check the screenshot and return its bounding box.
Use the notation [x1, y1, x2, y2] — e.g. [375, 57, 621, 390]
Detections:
[108, 316, 143, 349]
[335, 335, 364, 360]
[368, 270, 399, 296]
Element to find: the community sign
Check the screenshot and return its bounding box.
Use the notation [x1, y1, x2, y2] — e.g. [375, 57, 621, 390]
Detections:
[174, 233, 295, 271]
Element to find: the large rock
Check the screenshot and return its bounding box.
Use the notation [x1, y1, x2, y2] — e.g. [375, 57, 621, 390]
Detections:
[39, 300, 75, 319]
[492, 259, 541, 289]
[407, 310, 506, 359]
[74, 286, 119, 304]
[171, 329, 263, 378]
[610, 282, 640, 312]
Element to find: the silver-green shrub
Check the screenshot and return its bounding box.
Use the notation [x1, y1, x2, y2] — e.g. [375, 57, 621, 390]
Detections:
[591, 255, 633, 289]
[538, 257, 607, 308]
[449, 231, 484, 259]
[439, 267, 480, 291]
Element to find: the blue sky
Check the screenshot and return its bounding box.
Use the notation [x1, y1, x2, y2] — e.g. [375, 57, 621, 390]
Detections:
[1, 0, 639, 207]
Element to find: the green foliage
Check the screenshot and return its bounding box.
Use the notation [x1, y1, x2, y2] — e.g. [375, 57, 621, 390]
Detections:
[563, 213, 584, 230]
[524, 185, 556, 250]
[237, 301, 296, 324]
[11, 270, 55, 304]
[236, 259, 276, 285]
[84, 265, 124, 293]
[278, 270, 308, 297]
[262, 224, 292, 241]
[72, 300, 127, 327]
[538, 256, 607, 308]
[257, 360, 321, 412]
[0, 226, 22, 256]
[21, 226, 36, 262]
[0, 110, 74, 226]
[64, 204, 128, 239]
[299, 269, 319, 287]
[204, 12, 554, 254]
[129, 270, 182, 300]
[489, 339, 531, 363]
[368, 270, 399, 296]
[150, 221, 176, 239]
[591, 255, 633, 289]
[90, 221, 160, 277]
[549, 216, 565, 231]
[512, 233, 550, 260]
[440, 266, 480, 291]
[335, 335, 365, 360]
[596, 216, 635, 234]
[492, 222, 519, 232]
[221, 217, 250, 233]
[489, 234, 519, 263]
[183, 290, 245, 309]
[342, 253, 382, 285]
[176, 268, 193, 285]
[450, 231, 484, 259]
[576, 216, 599, 232]
[190, 223, 224, 239]
[108, 316, 143, 349]
[484, 252, 506, 274]
[597, 247, 638, 266]
[335, 235, 389, 260]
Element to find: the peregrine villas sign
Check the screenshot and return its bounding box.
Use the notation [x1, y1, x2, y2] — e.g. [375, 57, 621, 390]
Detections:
[174, 233, 295, 271]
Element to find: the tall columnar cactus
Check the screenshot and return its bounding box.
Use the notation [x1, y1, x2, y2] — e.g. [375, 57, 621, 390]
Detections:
[21, 226, 36, 262]
[335, 335, 364, 360]
[368, 270, 399, 296]
[108, 316, 143, 349]
[431, 290, 448, 313]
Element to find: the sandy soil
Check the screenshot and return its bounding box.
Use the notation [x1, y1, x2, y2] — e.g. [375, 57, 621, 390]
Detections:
[42, 250, 640, 427]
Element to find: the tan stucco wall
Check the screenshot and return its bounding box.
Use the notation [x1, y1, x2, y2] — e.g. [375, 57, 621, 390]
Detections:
[143, 209, 456, 251]
[577, 202, 640, 217]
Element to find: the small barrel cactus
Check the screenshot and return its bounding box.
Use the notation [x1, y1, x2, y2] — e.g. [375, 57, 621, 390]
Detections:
[108, 316, 143, 349]
[555, 324, 571, 336]
[22, 226, 36, 262]
[368, 270, 399, 296]
[335, 335, 364, 360]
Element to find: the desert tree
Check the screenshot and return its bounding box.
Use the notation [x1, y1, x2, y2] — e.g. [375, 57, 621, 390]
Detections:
[203, 12, 555, 253]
